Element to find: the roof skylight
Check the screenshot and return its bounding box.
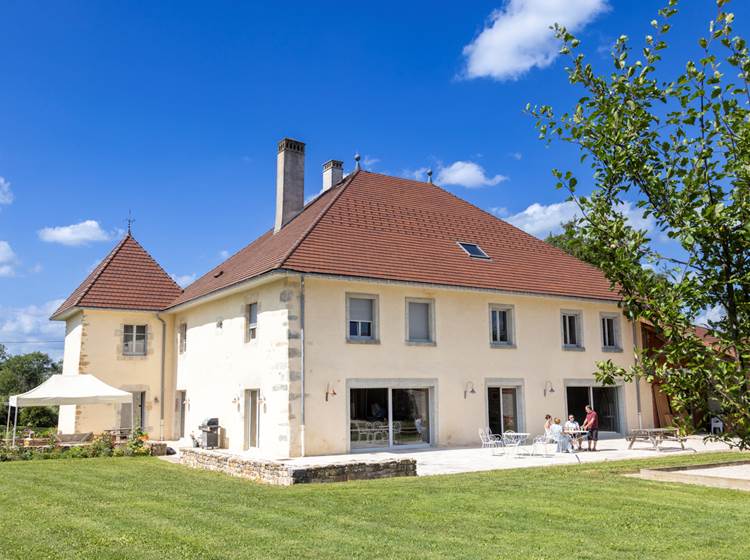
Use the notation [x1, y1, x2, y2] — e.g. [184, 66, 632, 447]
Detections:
[458, 242, 490, 260]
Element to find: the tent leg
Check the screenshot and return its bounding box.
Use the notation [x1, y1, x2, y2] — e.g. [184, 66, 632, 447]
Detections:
[11, 406, 18, 447]
[4, 403, 10, 443]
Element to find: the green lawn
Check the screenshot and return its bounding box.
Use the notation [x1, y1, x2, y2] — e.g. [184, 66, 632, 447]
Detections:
[0, 453, 748, 560]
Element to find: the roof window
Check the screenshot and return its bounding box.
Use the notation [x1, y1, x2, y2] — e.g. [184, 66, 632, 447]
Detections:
[458, 242, 490, 260]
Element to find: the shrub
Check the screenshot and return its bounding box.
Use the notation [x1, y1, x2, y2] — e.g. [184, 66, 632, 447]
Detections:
[19, 406, 58, 428]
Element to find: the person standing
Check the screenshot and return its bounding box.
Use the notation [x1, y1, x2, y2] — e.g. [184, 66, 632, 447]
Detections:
[582, 405, 599, 451]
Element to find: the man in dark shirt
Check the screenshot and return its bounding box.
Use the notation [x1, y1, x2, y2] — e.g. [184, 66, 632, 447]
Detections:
[582, 405, 599, 451]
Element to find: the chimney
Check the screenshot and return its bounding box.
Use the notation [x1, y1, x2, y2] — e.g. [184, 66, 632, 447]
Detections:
[322, 160, 344, 191]
[275, 138, 305, 233]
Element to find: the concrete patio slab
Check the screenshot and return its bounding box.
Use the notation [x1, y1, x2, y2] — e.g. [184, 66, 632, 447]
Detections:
[167, 436, 741, 479]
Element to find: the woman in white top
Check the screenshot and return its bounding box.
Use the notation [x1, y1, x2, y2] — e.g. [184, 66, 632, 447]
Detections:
[550, 418, 573, 453]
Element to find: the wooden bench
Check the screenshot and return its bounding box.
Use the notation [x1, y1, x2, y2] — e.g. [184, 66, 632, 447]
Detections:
[627, 428, 688, 451]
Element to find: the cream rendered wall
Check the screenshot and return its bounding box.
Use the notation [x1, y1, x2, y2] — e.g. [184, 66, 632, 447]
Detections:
[64, 309, 175, 438]
[302, 277, 654, 456]
[173, 277, 301, 458]
[57, 312, 83, 433]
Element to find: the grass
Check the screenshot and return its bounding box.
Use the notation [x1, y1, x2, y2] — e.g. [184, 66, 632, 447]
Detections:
[0, 452, 748, 559]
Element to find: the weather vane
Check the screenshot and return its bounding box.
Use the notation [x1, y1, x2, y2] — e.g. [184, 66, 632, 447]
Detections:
[126, 210, 135, 234]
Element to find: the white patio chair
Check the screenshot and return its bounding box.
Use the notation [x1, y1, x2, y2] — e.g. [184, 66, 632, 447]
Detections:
[485, 427, 503, 443]
[502, 431, 525, 457]
[531, 434, 555, 456]
[479, 428, 502, 451]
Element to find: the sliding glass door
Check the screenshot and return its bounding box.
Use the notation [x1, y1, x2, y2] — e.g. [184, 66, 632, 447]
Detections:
[565, 385, 621, 432]
[350, 386, 432, 450]
[487, 387, 520, 434]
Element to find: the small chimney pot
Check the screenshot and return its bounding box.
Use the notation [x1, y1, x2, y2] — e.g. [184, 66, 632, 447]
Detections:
[322, 160, 344, 191]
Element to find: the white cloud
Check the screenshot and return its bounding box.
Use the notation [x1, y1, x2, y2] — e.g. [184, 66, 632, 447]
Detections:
[463, 0, 609, 81]
[0, 299, 66, 359]
[509, 152, 523, 160]
[170, 273, 195, 288]
[501, 199, 653, 237]
[0, 241, 17, 277]
[437, 161, 507, 188]
[362, 155, 380, 170]
[696, 305, 724, 327]
[402, 167, 431, 182]
[0, 177, 13, 205]
[38, 220, 113, 246]
[219, 249, 230, 259]
[503, 200, 580, 236]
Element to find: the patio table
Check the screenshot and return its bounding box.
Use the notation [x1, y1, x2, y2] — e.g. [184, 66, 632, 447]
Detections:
[499, 432, 530, 457]
[626, 428, 687, 451]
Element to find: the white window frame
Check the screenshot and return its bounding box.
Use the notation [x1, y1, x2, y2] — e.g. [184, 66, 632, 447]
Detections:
[405, 297, 436, 345]
[489, 304, 516, 348]
[246, 302, 258, 342]
[123, 324, 147, 356]
[600, 312, 622, 352]
[561, 310, 584, 350]
[346, 293, 379, 343]
[178, 323, 187, 354]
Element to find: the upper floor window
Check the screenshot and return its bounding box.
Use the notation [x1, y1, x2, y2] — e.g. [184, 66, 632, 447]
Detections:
[246, 303, 258, 341]
[561, 310, 583, 350]
[489, 304, 515, 347]
[406, 298, 435, 344]
[601, 313, 621, 351]
[123, 324, 147, 356]
[347, 294, 377, 342]
[178, 323, 187, 354]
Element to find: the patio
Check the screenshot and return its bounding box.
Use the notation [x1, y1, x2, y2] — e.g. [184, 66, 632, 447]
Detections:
[170, 435, 739, 481]
[283, 435, 736, 476]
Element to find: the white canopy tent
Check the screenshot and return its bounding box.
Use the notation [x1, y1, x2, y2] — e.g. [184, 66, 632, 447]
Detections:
[5, 374, 133, 446]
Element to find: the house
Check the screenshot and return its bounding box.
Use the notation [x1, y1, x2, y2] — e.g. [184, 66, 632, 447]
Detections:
[51, 137, 654, 458]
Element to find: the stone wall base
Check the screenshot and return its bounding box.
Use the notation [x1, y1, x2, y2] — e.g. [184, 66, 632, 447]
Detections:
[179, 448, 417, 485]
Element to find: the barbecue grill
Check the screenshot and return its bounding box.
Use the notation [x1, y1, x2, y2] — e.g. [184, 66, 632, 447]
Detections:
[199, 417, 220, 449]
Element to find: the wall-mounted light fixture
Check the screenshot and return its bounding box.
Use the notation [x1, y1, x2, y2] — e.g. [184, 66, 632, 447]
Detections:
[325, 383, 337, 402]
[464, 381, 477, 400]
[544, 380, 555, 398]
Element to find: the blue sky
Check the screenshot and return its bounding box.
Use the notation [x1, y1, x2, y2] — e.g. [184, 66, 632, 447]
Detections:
[1, 0, 746, 357]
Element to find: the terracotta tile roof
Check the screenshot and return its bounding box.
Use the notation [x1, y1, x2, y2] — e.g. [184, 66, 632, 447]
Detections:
[170, 170, 617, 308]
[51, 234, 182, 319]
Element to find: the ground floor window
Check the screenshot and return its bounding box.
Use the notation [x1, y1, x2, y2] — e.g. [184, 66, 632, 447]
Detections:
[350, 386, 431, 450]
[487, 386, 520, 434]
[566, 385, 620, 432]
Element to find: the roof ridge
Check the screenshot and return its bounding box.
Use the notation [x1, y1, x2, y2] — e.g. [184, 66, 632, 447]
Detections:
[278, 169, 359, 268]
[70, 234, 132, 308]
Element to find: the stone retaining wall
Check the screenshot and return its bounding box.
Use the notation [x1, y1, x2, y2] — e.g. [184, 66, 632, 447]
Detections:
[180, 448, 417, 485]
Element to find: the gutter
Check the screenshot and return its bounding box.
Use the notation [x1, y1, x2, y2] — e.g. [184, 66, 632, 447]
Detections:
[156, 313, 167, 440]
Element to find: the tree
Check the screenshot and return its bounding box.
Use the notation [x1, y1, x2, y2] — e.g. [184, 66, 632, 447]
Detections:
[530, 0, 750, 447]
[545, 221, 600, 266]
[0, 350, 61, 428]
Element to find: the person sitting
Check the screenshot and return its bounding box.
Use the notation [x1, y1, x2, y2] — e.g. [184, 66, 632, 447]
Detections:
[550, 418, 573, 453]
[564, 414, 583, 450]
[544, 414, 553, 437]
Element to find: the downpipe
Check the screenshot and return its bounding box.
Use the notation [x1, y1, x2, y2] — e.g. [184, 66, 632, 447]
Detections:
[300, 275, 306, 457]
[157, 313, 167, 440]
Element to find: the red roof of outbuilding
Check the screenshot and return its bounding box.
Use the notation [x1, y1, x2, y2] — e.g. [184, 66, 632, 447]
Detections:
[169, 170, 617, 308]
[51, 234, 182, 319]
